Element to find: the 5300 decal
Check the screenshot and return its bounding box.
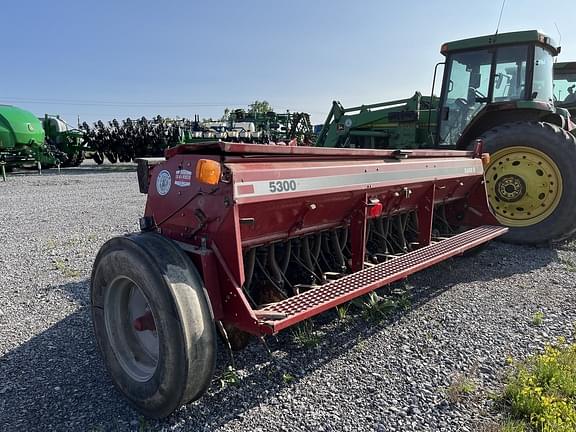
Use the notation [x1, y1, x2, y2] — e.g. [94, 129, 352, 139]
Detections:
[269, 180, 297, 193]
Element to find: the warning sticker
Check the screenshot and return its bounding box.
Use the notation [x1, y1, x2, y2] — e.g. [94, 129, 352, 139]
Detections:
[175, 169, 192, 187]
[156, 170, 172, 196]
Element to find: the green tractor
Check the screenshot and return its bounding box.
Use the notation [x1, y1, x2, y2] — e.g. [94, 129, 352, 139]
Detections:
[316, 30, 576, 245]
[41, 114, 87, 167]
[554, 61, 576, 117]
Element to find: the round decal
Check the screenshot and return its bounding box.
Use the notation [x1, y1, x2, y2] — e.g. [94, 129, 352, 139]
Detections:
[344, 118, 353, 128]
[156, 170, 172, 196]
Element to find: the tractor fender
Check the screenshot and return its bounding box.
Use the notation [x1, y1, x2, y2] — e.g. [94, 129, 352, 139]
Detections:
[457, 108, 554, 149]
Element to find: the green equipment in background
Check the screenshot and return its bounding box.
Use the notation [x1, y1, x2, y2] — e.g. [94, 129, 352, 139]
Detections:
[0, 106, 87, 171]
[554, 61, 576, 117]
[42, 114, 87, 167]
[0, 105, 48, 168]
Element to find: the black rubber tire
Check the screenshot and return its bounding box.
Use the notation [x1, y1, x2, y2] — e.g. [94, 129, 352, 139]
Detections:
[93, 152, 104, 165]
[105, 152, 118, 163]
[91, 233, 216, 418]
[61, 157, 74, 168]
[480, 121, 576, 244]
[72, 151, 85, 167]
[61, 151, 84, 168]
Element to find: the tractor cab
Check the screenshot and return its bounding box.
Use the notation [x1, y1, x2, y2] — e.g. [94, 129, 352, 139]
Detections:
[554, 61, 576, 116]
[437, 30, 560, 147]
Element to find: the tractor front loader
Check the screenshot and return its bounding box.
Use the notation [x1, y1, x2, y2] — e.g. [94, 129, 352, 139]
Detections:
[91, 141, 506, 417]
[316, 30, 576, 245]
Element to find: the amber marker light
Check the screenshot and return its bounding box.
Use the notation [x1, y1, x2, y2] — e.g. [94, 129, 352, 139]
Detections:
[481, 153, 491, 167]
[196, 159, 221, 185]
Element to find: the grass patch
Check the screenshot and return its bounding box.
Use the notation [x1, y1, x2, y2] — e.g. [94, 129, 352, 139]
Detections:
[219, 365, 240, 389]
[532, 311, 544, 327]
[282, 372, 295, 384]
[446, 373, 477, 403]
[336, 304, 350, 321]
[500, 420, 527, 432]
[87, 233, 98, 242]
[354, 336, 368, 352]
[353, 335, 367, 353]
[361, 292, 396, 323]
[53, 258, 80, 278]
[559, 257, 576, 272]
[45, 238, 57, 249]
[292, 321, 320, 348]
[501, 340, 576, 431]
[65, 236, 84, 247]
[138, 416, 149, 432]
[478, 419, 527, 432]
[396, 291, 412, 311]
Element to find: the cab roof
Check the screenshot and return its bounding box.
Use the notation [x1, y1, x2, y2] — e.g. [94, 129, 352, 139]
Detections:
[554, 62, 576, 73]
[441, 30, 560, 56]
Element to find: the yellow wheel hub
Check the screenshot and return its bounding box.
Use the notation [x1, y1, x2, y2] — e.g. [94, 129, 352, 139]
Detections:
[485, 146, 562, 227]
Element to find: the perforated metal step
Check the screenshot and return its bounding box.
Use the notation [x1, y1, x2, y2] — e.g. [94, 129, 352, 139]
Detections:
[257, 225, 507, 333]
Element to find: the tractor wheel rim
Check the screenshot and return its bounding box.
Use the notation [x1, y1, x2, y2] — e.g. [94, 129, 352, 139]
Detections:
[104, 276, 159, 382]
[485, 146, 562, 227]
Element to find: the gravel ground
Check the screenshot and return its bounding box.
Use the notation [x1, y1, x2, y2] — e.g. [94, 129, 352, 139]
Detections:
[1, 162, 575, 432]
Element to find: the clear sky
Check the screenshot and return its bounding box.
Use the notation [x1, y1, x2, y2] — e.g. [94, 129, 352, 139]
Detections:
[1, 0, 574, 124]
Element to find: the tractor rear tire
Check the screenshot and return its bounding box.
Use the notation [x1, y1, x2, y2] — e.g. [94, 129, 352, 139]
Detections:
[480, 121, 576, 244]
[91, 233, 216, 418]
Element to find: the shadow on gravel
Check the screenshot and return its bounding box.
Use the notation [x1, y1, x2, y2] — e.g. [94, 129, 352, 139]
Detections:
[53, 280, 90, 306]
[0, 306, 123, 432]
[0, 242, 557, 431]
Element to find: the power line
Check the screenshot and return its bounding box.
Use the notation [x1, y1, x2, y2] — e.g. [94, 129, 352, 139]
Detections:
[0, 97, 326, 120]
[0, 97, 248, 108]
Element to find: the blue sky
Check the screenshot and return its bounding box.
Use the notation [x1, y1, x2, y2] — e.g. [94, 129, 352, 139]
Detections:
[2, 0, 575, 124]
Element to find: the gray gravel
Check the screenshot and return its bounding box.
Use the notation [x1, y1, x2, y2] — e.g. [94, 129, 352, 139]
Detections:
[1, 162, 575, 432]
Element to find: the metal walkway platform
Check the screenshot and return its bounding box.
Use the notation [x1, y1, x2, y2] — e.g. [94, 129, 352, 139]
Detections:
[257, 225, 507, 333]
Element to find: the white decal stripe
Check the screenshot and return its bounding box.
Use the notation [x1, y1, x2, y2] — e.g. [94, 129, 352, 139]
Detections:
[235, 165, 482, 198]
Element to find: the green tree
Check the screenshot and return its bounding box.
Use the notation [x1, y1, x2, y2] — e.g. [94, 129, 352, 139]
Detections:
[248, 100, 273, 114]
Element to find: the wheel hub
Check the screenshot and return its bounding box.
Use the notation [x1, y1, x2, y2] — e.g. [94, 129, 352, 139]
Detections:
[495, 174, 526, 202]
[104, 276, 159, 382]
[485, 146, 562, 227]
